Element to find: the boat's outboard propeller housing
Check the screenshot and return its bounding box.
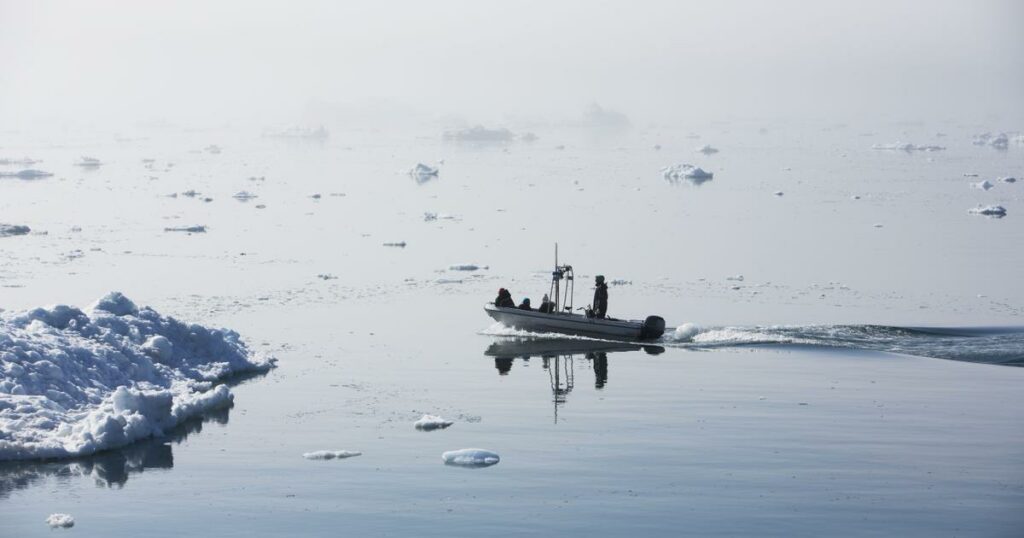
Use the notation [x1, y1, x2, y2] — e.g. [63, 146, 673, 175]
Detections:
[640, 315, 666, 340]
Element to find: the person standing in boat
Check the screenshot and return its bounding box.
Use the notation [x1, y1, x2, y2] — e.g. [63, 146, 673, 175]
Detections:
[495, 288, 515, 307]
[593, 275, 608, 318]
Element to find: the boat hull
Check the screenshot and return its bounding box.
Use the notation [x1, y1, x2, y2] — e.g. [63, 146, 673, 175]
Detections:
[484, 305, 664, 340]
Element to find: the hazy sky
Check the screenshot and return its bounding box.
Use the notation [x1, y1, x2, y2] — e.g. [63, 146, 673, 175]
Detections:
[2, 0, 1022, 128]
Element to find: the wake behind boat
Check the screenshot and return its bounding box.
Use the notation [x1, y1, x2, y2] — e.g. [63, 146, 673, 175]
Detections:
[484, 246, 665, 340]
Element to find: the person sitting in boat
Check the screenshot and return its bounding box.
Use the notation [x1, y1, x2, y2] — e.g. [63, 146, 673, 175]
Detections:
[538, 294, 554, 313]
[518, 298, 533, 311]
[494, 288, 515, 307]
[592, 275, 608, 319]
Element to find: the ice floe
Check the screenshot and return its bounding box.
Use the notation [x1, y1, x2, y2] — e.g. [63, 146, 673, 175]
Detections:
[409, 163, 439, 183]
[449, 264, 487, 271]
[74, 156, 103, 167]
[0, 169, 53, 179]
[697, 144, 719, 155]
[442, 448, 500, 467]
[968, 205, 1007, 218]
[871, 142, 945, 152]
[414, 414, 454, 431]
[973, 132, 1009, 149]
[46, 513, 75, 529]
[662, 163, 714, 184]
[0, 224, 31, 237]
[0, 157, 41, 166]
[0, 292, 275, 461]
[232, 191, 258, 201]
[302, 450, 361, 460]
[164, 225, 207, 233]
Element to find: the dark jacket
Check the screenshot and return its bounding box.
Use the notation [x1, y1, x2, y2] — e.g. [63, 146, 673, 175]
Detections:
[593, 283, 608, 318]
[495, 289, 515, 307]
[518, 301, 532, 311]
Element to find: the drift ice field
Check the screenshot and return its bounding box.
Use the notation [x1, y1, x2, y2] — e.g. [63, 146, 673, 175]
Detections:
[3, 2, 1024, 537]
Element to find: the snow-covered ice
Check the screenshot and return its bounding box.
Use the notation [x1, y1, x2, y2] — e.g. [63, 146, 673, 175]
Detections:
[442, 448, 500, 467]
[662, 163, 714, 184]
[415, 414, 454, 431]
[968, 205, 1007, 217]
[0, 292, 275, 461]
[302, 450, 361, 460]
[45, 513, 75, 529]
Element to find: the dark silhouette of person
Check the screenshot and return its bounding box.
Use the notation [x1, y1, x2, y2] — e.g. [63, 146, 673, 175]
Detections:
[538, 294, 554, 313]
[518, 298, 532, 310]
[494, 288, 515, 307]
[593, 275, 608, 318]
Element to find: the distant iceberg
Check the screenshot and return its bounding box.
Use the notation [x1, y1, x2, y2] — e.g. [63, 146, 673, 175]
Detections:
[409, 163, 439, 183]
[302, 450, 361, 460]
[0, 224, 31, 237]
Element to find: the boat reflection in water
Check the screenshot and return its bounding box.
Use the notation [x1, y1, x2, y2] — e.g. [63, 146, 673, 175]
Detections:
[484, 338, 664, 422]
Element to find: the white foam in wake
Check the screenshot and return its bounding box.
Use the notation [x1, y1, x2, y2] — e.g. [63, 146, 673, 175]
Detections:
[0, 292, 275, 461]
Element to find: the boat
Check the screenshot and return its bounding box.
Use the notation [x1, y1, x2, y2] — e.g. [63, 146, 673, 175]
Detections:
[484, 246, 665, 340]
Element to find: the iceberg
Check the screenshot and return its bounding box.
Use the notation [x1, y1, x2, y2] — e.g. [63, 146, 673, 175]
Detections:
[0, 292, 275, 461]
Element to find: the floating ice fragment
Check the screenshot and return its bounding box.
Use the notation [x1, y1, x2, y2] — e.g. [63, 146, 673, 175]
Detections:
[968, 205, 1007, 218]
[973, 132, 1008, 149]
[449, 264, 487, 271]
[0, 169, 53, 179]
[442, 448, 500, 467]
[415, 414, 454, 431]
[0, 224, 31, 237]
[726, 275, 744, 282]
[0, 157, 41, 166]
[317, 274, 338, 280]
[998, 176, 1016, 184]
[75, 156, 103, 167]
[697, 144, 719, 154]
[972, 180, 994, 191]
[871, 142, 945, 152]
[203, 144, 221, 154]
[662, 163, 714, 184]
[302, 450, 361, 460]
[233, 191, 258, 201]
[773, 191, 784, 196]
[46, 514, 75, 529]
[383, 241, 407, 247]
[608, 279, 631, 286]
[164, 225, 207, 233]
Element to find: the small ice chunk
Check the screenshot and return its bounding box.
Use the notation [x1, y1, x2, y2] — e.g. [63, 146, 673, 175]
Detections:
[410, 163, 438, 177]
[971, 180, 994, 191]
[46, 514, 75, 529]
[773, 191, 784, 196]
[0, 224, 31, 237]
[0, 169, 53, 179]
[383, 241, 407, 247]
[164, 225, 207, 233]
[233, 191, 258, 201]
[998, 176, 1016, 184]
[302, 450, 362, 460]
[968, 205, 1007, 217]
[697, 144, 719, 154]
[442, 448, 500, 467]
[608, 279, 631, 286]
[143, 335, 173, 362]
[726, 275, 744, 282]
[317, 273, 338, 280]
[204, 144, 222, 154]
[415, 414, 454, 431]
[662, 163, 714, 184]
[871, 142, 945, 152]
[75, 156, 103, 167]
[449, 264, 486, 271]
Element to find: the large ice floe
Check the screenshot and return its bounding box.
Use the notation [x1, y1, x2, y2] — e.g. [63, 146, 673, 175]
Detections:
[442, 448, 500, 468]
[0, 292, 275, 461]
[662, 163, 714, 185]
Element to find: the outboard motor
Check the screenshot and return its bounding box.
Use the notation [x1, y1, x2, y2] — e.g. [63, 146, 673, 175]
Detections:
[640, 315, 666, 340]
